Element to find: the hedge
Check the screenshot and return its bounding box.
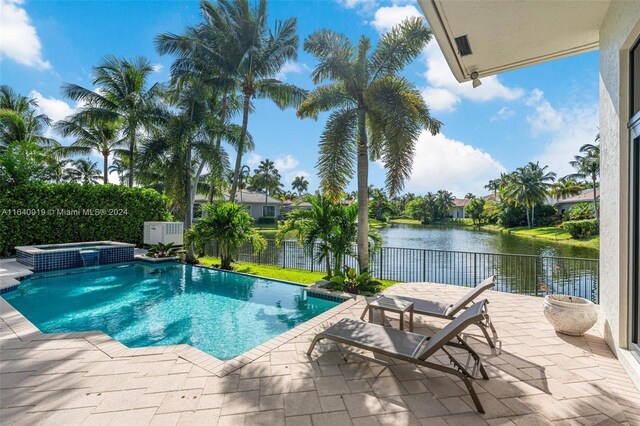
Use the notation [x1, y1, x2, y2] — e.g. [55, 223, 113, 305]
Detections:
[0, 182, 172, 257]
[562, 219, 599, 239]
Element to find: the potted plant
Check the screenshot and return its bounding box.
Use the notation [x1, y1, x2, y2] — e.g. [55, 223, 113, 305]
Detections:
[542, 294, 597, 336]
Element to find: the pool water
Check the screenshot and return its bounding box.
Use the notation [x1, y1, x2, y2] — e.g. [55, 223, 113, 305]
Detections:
[3, 263, 340, 360]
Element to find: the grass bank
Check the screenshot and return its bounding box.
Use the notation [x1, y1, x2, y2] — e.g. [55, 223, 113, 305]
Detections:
[481, 224, 600, 250]
[387, 218, 475, 227]
[197, 256, 398, 289]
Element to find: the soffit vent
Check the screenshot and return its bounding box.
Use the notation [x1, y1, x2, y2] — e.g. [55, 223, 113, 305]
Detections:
[454, 35, 473, 56]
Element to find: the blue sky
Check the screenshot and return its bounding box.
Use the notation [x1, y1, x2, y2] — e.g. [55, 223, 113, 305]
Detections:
[0, 0, 599, 197]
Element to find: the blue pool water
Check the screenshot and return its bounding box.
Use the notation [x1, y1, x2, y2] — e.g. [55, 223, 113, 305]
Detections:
[3, 262, 340, 360]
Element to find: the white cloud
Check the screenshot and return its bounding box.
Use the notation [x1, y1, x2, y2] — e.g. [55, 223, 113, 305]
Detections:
[29, 90, 76, 122]
[336, 0, 378, 13]
[0, 0, 51, 70]
[490, 106, 516, 122]
[245, 152, 263, 169]
[275, 61, 308, 81]
[274, 154, 299, 172]
[370, 5, 423, 32]
[151, 63, 163, 72]
[528, 92, 598, 177]
[400, 131, 506, 197]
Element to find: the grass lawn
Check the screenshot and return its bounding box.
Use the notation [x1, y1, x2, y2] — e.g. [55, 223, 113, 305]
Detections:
[389, 218, 422, 225]
[482, 224, 600, 250]
[196, 256, 398, 289]
[252, 222, 279, 239]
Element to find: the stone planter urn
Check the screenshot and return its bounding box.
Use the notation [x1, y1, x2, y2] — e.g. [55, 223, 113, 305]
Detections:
[543, 294, 597, 336]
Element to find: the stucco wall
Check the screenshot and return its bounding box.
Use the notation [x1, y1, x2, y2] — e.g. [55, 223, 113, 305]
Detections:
[598, 0, 639, 384]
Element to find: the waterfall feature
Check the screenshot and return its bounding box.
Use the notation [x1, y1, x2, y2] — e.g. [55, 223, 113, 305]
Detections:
[79, 250, 100, 267]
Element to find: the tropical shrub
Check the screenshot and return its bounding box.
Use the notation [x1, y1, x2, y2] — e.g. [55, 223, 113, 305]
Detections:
[186, 201, 266, 270]
[497, 203, 528, 228]
[567, 203, 596, 221]
[0, 182, 172, 257]
[146, 242, 180, 258]
[563, 219, 599, 238]
[483, 200, 501, 224]
[327, 266, 382, 296]
[534, 204, 559, 226]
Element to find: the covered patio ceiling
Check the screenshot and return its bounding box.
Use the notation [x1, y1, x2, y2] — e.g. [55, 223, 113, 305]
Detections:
[417, 0, 611, 82]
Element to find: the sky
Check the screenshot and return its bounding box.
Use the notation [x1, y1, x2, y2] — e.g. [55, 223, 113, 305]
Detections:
[0, 0, 600, 197]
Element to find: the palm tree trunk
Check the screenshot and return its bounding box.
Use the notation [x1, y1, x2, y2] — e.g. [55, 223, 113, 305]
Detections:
[230, 91, 251, 202]
[128, 127, 135, 187]
[325, 251, 332, 278]
[525, 206, 531, 228]
[103, 153, 109, 185]
[192, 159, 206, 211]
[356, 110, 369, 273]
[531, 205, 535, 227]
[208, 91, 228, 203]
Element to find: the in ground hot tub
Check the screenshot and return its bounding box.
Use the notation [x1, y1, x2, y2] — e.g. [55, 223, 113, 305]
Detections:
[16, 241, 135, 272]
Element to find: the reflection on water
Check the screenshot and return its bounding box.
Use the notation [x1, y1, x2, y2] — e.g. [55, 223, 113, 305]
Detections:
[379, 224, 599, 259]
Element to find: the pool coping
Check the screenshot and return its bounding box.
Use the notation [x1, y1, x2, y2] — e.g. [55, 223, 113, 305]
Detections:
[0, 263, 360, 378]
[15, 241, 136, 255]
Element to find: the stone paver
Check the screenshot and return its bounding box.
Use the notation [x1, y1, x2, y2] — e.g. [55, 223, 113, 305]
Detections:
[2, 282, 640, 425]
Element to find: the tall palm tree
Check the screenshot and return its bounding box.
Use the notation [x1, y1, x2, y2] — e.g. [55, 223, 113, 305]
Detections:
[568, 136, 600, 221]
[54, 117, 124, 184]
[504, 162, 556, 228]
[65, 159, 102, 184]
[291, 175, 309, 196]
[298, 18, 441, 272]
[435, 190, 455, 219]
[0, 85, 56, 149]
[108, 158, 129, 185]
[193, 0, 306, 201]
[62, 56, 163, 187]
[484, 179, 500, 198]
[251, 159, 283, 202]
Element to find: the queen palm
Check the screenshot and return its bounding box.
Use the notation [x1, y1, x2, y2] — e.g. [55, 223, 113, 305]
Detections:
[0, 85, 57, 150]
[62, 56, 163, 187]
[568, 137, 600, 221]
[298, 18, 441, 271]
[484, 179, 500, 198]
[291, 175, 309, 196]
[108, 158, 129, 185]
[504, 162, 556, 228]
[550, 177, 583, 203]
[54, 117, 125, 184]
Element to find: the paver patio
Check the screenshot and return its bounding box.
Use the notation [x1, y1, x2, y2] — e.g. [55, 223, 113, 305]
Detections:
[2, 281, 640, 425]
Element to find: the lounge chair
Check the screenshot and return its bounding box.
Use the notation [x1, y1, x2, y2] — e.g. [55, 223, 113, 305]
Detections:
[308, 300, 491, 413]
[361, 275, 498, 347]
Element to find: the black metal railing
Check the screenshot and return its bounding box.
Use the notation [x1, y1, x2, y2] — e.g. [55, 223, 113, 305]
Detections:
[205, 240, 599, 303]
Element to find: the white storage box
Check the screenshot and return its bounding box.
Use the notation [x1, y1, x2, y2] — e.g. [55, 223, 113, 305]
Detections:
[144, 222, 184, 246]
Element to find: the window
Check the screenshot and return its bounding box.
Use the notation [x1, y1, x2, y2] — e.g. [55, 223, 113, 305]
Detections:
[262, 205, 276, 218]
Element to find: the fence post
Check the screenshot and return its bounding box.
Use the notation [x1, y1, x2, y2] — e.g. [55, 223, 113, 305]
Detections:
[422, 250, 426, 282]
[378, 249, 383, 278]
[535, 257, 540, 296]
[473, 253, 477, 287]
[283, 241, 287, 268]
[310, 245, 314, 273]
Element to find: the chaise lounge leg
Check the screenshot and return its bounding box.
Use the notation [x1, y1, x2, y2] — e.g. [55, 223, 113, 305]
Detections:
[307, 335, 324, 356]
[462, 376, 485, 414]
[479, 323, 496, 348]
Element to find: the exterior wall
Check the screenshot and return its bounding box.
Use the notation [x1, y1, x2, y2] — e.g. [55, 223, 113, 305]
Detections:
[450, 207, 465, 218]
[245, 203, 280, 220]
[599, 0, 640, 387]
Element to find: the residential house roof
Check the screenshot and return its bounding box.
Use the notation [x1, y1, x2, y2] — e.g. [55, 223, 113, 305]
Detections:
[195, 190, 282, 205]
[555, 188, 600, 206]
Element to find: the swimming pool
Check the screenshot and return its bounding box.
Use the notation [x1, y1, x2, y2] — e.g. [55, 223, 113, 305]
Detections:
[2, 262, 341, 360]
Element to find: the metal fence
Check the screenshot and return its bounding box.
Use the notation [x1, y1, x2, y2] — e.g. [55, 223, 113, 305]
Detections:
[205, 240, 600, 303]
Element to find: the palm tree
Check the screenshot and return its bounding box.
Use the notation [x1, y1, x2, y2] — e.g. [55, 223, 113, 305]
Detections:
[0, 85, 55, 148]
[298, 18, 441, 272]
[504, 162, 556, 227]
[435, 190, 455, 220]
[62, 56, 163, 187]
[54, 117, 124, 184]
[65, 159, 102, 184]
[291, 175, 309, 196]
[186, 201, 266, 270]
[188, 0, 306, 202]
[568, 136, 600, 221]
[550, 177, 583, 203]
[484, 179, 500, 198]
[251, 159, 283, 202]
[464, 193, 475, 200]
[108, 158, 128, 185]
